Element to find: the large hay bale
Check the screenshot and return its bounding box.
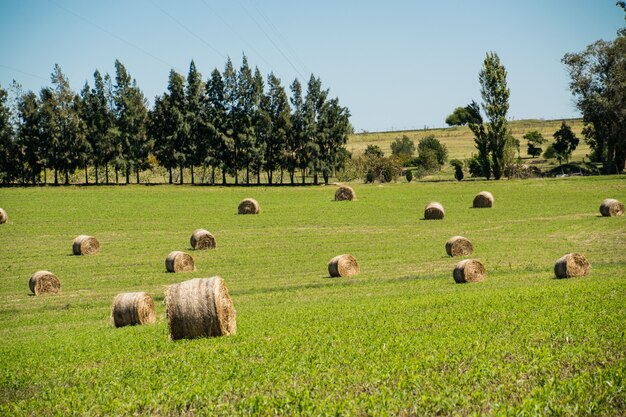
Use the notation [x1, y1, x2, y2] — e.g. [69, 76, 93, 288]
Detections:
[599, 198, 624, 217]
[445, 236, 474, 257]
[111, 292, 156, 327]
[473, 191, 494, 208]
[335, 186, 356, 201]
[72, 235, 100, 255]
[29, 271, 61, 295]
[238, 198, 260, 214]
[0, 208, 7, 224]
[165, 276, 236, 340]
[165, 251, 195, 273]
[453, 259, 486, 283]
[424, 202, 445, 220]
[328, 254, 360, 277]
[554, 253, 590, 278]
[190, 229, 216, 250]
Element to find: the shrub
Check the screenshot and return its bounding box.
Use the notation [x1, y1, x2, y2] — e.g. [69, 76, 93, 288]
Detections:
[417, 135, 448, 167]
[405, 170, 413, 182]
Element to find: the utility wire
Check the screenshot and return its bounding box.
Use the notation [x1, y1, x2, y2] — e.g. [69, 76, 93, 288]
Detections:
[235, 0, 306, 80]
[198, 0, 274, 71]
[0, 64, 48, 82]
[47, 0, 175, 69]
[148, 0, 226, 60]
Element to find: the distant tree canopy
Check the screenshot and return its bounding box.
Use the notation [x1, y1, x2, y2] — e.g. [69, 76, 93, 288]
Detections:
[390, 135, 415, 159]
[562, 4, 626, 172]
[416, 135, 447, 171]
[523, 130, 546, 158]
[0, 56, 352, 185]
[445, 106, 473, 126]
[545, 122, 579, 165]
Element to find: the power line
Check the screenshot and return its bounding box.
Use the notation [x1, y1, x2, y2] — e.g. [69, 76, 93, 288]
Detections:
[198, 0, 274, 71]
[235, 0, 306, 80]
[148, 0, 226, 60]
[47, 0, 175, 69]
[0, 64, 48, 83]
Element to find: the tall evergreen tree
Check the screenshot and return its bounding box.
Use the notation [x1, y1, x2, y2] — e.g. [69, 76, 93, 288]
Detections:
[221, 58, 238, 184]
[235, 56, 257, 184]
[250, 67, 266, 184]
[465, 100, 491, 179]
[288, 78, 306, 184]
[479, 52, 510, 180]
[303, 75, 328, 185]
[0, 84, 17, 184]
[204, 68, 227, 184]
[317, 97, 351, 184]
[16, 91, 43, 184]
[185, 60, 205, 184]
[262, 73, 291, 184]
[113, 60, 150, 183]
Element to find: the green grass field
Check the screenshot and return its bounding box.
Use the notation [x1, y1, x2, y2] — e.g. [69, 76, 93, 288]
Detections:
[0, 177, 625, 416]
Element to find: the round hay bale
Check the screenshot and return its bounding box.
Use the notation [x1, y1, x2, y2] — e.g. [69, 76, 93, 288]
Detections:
[0, 208, 7, 224]
[445, 236, 474, 257]
[424, 202, 445, 220]
[165, 251, 195, 273]
[453, 259, 486, 283]
[554, 253, 590, 279]
[29, 271, 61, 295]
[473, 191, 494, 208]
[335, 185, 356, 201]
[599, 198, 624, 217]
[238, 198, 260, 214]
[328, 254, 360, 277]
[165, 276, 236, 340]
[190, 229, 216, 250]
[111, 292, 156, 327]
[72, 235, 100, 255]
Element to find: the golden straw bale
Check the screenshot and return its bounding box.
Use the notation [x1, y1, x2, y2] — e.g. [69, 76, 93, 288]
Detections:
[165, 251, 195, 273]
[72, 235, 100, 255]
[453, 259, 486, 283]
[328, 254, 360, 277]
[29, 271, 61, 295]
[190, 229, 216, 250]
[0, 208, 7, 224]
[335, 186, 356, 201]
[111, 292, 156, 327]
[445, 236, 473, 257]
[554, 253, 589, 278]
[599, 198, 624, 217]
[165, 276, 236, 340]
[473, 191, 494, 208]
[424, 202, 445, 220]
[238, 198, 260, 214]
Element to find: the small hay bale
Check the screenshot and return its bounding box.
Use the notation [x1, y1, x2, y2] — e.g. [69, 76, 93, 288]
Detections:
[238, 198, 260, 214]
[453, 259, 486, 283]
[335, 186, 356, 201]
[445, 236, 474, 257]
[165, 276, 236, 340]
[328, 254, 360, 277]
[72, 235, 100, 255]
[165, 251, 195, 273]
[473, 191, 494, 208]
[599, 198, 624, 217]
[29, 271, 61, 295]
[111, 292, 156, 327]
[424, 202, 445, 220]
[554, 253, 590, 279]
[190, 229, 216, 250]
[0, 208, 7, 224]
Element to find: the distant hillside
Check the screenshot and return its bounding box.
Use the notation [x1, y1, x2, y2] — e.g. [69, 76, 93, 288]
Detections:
[348, 118, 587, 162]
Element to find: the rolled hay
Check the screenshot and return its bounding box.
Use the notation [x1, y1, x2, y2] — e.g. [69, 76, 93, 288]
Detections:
[599, 198, 624, 217]
[554, 253, 590, 279]
[453, 259, 486, 283]
[445, 236, 474, 257]
[165, 276, 236, 340]
[190, 229, 216, 250]
[29, 271, 61, 295]
[0, 208, 7, 224]
[111, 292, 156, 327]
[473, 191, 494, 208]
[238, 198, 260, 215]
[335, 185, 356, 201]
[165, 251, 195, 273]
[72, 235, 100, 255]
[328, 254, 360, 278]
[424, 202, 445, 220]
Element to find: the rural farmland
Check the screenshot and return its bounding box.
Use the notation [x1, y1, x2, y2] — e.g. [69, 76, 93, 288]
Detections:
[0, 176, 624, 415]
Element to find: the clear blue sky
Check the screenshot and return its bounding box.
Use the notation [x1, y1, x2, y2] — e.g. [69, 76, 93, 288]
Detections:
[1, 0, 623, 132]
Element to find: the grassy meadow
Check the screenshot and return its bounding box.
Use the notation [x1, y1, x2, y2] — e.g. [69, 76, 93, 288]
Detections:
[0, 176, 625, 416]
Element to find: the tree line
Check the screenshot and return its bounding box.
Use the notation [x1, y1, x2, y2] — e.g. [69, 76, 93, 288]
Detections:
[0, 56, 352, 185]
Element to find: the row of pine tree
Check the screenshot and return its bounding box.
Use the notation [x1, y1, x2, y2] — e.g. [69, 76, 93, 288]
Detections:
[0, 57, 352, 185]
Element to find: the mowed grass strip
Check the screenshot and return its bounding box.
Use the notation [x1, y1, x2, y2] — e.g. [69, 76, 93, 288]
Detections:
[0, 176, 624, 416]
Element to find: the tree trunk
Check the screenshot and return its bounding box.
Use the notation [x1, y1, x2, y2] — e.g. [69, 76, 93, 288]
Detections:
[115, 166, 119, 184]
[44, 168, 47, 184]
[289, 170, 294, 185]
[85, 165, 89, 184]
[234, 169, 238, 185]
[280, 169, 284, 184]
[211, 166, 215, 184]
[323, 173, 329, 185]
[268, 171, 273, 185]
[105, 163, 109, 184]
[136, 167, 140, 184]
[313, 172, 318, 185]
[257, 169, 261, 185]
[222, 170, 227, 185]
[95, 164, 99, 184]
[168, 167, 173, 184]
[179, 165, 184, 184]
[54, 169, 58, 185]
[191, 166, 195, 185]
[64, 170, 69, 185]
[125, 167, 130, 184]
[246, 166, 250, 185]
[301, 170, 306, 185]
